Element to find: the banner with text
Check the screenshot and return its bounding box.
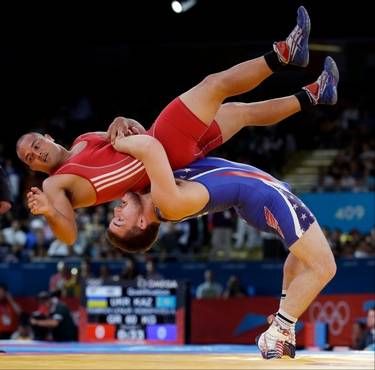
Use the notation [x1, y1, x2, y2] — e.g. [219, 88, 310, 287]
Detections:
[300, 192, 375, 232]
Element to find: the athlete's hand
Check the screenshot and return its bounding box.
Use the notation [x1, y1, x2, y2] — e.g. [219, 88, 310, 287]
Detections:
[107, 117, 146, 145]
[27, 187, 54, 216]
[112, 130, 127, 152]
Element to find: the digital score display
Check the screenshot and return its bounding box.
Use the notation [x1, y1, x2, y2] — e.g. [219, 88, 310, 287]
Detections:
[79, 278, 189, 344]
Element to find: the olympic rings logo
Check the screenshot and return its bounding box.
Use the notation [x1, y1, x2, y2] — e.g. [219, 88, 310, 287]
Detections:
[309, 300, 351, 336]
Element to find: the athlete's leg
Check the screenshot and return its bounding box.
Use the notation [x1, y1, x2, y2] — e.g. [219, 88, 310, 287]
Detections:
[180, 57, 272, 125]
[179, 6, 310, 125]
[265, 253, 305, 357]
[215, 96, 300, 143]
[282, 253, 306, 294]
[215, 55, 339, 143]
[258, 222, 336, 359]
[251, 182, 336, 359]
[268, 253, 305, 321]
[282, 222, 336, 317]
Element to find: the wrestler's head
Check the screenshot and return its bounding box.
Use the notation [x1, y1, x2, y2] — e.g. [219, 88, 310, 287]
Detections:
[107, 192, 160, 253]
[16, 132, 64, 173]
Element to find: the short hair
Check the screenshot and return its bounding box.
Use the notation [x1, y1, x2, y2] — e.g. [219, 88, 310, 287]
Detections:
[106, 222, 160, 254]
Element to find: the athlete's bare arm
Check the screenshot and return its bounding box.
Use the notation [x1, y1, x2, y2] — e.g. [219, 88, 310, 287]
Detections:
[113, 133, 207, 220]
[81, 117, 146, 144]
[27, 177, 78, 245]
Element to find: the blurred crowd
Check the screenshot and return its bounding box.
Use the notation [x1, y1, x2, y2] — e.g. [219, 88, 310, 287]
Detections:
[0, 206, 374, 263]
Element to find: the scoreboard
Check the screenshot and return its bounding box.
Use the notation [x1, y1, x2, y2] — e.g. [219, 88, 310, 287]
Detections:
[79, 278, 189, 343]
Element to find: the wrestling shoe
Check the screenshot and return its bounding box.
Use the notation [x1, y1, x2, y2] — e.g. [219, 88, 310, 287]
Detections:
[303, 56, 339, 105]
[256, 320, 290, 359]
[267, 313, 296, 358]
[273, 6, 311, 67]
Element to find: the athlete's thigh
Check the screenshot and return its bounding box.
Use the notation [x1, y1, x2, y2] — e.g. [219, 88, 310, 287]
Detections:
[237, 185, 316, 248]
[261, 187, 333, 267]
[149, 98, 222, 168]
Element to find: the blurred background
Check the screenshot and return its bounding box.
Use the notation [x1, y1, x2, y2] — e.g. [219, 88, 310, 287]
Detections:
[0, 0, 374, 350]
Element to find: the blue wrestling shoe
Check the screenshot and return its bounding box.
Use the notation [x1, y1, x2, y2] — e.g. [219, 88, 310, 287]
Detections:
[303, 56, 339, 105]
[273, 6, 311, 67]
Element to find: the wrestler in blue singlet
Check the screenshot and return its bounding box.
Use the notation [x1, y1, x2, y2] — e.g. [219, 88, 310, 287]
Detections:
[160, 157, 316, 248]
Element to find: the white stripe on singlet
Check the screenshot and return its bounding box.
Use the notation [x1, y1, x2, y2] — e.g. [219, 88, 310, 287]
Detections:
[95, 165, 145, 192]
[91, 159, 142, 181]
[93, 161, 144, 187]
[56, 159, 145, 193]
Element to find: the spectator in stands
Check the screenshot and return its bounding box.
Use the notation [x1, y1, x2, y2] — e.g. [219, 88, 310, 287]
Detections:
[0, 166, 12, 215]
[0, 231, 12, 262]
[234, 220, 262, 251]
[351, 321, 367, 350]
[360, 307, 375, 350]
[222, 275, 247, 298]
[79, 259, 93, 281]
[157, 222, 185, 258]
[118, 258, 141, 281]
[30, 290, 77, 342]
[47, 238, 70, 257]
[63, 267, 80, 298]
[209, 211, 235, 259]
[25, 218, 49, 257]
[144, 259, 163, 280]
[10, 313, 34, 341]
[2, 160, 20, 203]
[97, 264, 111, 282]
[2, 220, 26, 250]
[49, 261, 68, 292]
[0, 282, 21, 339]
[354, 239, 374, 258]
[196, 270, 223, 299]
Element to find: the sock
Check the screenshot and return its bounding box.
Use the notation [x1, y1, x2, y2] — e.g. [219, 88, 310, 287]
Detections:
[295, 90, 313, 111]
[277, 290, 287, 315]
[275, 308, 297, 330]
[264, 50, 284, 72]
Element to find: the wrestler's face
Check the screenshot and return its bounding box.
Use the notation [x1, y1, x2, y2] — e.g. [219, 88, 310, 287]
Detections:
[109, 192, 145, 237]
[16, 133, 61, 173]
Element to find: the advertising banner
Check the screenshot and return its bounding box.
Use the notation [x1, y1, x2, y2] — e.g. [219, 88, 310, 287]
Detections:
[300, 192, 375, 233]
[191, 294, 375, 346]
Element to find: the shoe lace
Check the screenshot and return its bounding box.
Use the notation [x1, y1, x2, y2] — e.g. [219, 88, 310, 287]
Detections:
[288, 328, 296, 345]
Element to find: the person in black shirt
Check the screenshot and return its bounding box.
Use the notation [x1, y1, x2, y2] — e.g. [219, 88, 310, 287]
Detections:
[30, 291, 77, 342]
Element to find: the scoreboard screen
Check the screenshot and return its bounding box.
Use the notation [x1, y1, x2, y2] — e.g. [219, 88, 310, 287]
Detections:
[79, 278, 189, 344]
